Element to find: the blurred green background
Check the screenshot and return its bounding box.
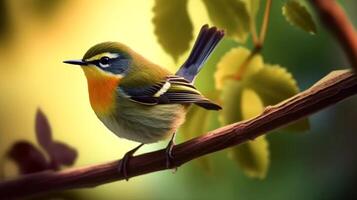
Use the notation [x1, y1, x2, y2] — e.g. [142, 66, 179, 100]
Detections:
[0, 0, 356, 199]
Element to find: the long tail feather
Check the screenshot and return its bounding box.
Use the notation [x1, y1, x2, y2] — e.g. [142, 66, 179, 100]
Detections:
[176, 25, 224, 83]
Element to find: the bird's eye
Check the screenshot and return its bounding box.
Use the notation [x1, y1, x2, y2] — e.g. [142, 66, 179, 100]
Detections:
[99, 56, 110, 68]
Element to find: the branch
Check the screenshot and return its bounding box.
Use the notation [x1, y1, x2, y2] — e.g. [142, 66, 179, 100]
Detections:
[0, 70, 356, 199]
[258, 0, 272, 48]
[310, 0, 357, 71]
[239, 0, 272, 79]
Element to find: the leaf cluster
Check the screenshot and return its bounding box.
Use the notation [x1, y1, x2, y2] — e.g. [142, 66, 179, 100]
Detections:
[4, 109, 77, 175]
[153, 0, 316, 178]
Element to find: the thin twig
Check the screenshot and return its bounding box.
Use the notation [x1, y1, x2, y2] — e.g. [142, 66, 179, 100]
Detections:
[259, 0, 272, 47]
[311, 0, 357, 71]
[237, 0, 272, 79]
[0, 1, 356, 199]
[250, 9, 259, 46]
[0, 70, 356, 199]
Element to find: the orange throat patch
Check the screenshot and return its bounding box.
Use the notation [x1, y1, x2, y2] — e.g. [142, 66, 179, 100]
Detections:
[83, 67, 121, 116]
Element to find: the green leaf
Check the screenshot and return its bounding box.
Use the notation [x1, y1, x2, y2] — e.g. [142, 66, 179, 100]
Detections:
[215, 47, 264, 90]
[219, 80, 244, 125]
[229, 136, 269, 179]
[180, 106, 212, 171]
[195, 38, 238, 93]
[234, 88, 269, 179]
[180, 106, 211, 139]
[244, 64, 309, 131]
[244, 64, 299, 105]
[241, 88, 264, 119]
[220, 86, 264, 124]
[282, 1, 317, 34]
[152, 0, 193, 61]
[220, 82, 269, 179]
[202, 0, 250, 43]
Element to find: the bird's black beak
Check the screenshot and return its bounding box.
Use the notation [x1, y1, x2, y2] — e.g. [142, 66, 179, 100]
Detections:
[63, 59, 87, 66]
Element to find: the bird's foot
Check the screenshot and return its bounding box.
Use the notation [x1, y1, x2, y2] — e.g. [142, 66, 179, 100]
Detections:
[165, 139, 176, 170]
[118, 143, 144, 181]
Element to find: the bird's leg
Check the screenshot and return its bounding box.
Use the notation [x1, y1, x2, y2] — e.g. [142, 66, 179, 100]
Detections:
[118, 143, 144, 181]
[165, 132, 177, 169]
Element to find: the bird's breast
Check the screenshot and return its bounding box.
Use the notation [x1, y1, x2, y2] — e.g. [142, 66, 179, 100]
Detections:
[84, 68, 121, 116]
[100, 101, 187, 144]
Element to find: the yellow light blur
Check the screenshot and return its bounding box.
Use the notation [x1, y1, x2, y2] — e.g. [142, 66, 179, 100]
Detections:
[0, 0, 211, 197]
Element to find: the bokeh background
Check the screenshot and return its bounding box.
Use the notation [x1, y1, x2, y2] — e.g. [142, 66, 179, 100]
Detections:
[0, 0, 356, 199]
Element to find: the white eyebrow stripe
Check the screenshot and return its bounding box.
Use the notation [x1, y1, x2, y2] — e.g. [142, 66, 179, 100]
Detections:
[86, 52, 120, 61]
[153, 81, 171, 97]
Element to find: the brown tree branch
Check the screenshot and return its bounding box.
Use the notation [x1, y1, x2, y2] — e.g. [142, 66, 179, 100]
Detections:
[1, 2, 355, 199]
[311, 0, 357, 70]
[0, 70, 356, 199]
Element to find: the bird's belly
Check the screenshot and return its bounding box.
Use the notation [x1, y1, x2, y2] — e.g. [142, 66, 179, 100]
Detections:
[98, 101, 186, 144]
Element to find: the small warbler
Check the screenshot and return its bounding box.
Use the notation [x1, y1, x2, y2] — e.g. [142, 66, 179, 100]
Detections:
[64, 25, 224, 178]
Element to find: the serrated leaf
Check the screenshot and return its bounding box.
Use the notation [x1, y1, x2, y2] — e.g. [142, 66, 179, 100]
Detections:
[202, 0, 250, 43]
[228, 88, 269, 179]
[282, 1, 317, 34]
[244, 64, 309, 131]
[195, 38, 238, 93]
[219, 80, 243, 124]
[220, 84, 269, 178]
[152, 0, 193, 61]
[180, 106, 212, 171]
[244, 64, 299, 105]
[229, 136, 269, 179]
[215, 47, 264, 90]
[241, 88, 264, 119]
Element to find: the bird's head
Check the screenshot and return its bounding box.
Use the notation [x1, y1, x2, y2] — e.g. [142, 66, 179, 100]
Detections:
[64, 42, 133, 80]
[64, 42, 134, 115]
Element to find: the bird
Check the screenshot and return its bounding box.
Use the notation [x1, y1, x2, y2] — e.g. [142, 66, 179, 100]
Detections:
[64, 25, 224, 179]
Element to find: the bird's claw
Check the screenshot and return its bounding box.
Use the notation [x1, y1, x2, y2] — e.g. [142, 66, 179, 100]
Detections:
[165, 140, 176, 169]
[118, 153, 131, 181]
[118, 144, 143, 181]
